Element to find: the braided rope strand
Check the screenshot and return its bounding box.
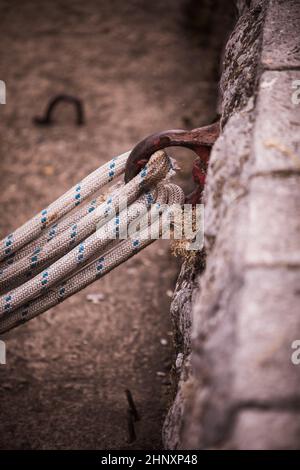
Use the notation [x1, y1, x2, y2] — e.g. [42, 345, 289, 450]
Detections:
[0, 183, 184, 334]
[0, 149, 184, 334]
[0, 151, 131, 262]
[0, 151, 170, 287]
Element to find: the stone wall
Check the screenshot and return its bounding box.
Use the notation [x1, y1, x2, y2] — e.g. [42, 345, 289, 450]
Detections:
[164, 0, 300, 449]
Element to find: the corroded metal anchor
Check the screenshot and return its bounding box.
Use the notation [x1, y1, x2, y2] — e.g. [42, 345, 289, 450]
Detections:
[33, 94, 85, 126]
[124, 120, 220, 204]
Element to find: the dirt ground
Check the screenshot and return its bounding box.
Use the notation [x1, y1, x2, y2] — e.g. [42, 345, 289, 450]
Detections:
[0, 0, 233, 449]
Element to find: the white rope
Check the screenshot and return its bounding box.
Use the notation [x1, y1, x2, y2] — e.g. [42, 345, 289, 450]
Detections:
[0, 150, 184, 334]
[0, 151, 131, 262]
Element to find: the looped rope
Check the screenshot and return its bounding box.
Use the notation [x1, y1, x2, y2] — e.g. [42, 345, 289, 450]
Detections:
[0, 150, 184, 334]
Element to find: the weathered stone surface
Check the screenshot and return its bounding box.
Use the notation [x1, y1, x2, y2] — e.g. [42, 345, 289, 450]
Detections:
[164, 105, 254, 448]
[164, 0, 300, 450]
[229, 410, 300, 450]
[162, 355, 193, 450]
[204, 110, 253, 245]
[262, 0, 300, 69]
[163, 254, 205, 450]
[233, 268, 300, 403]
[168, 109, 254, 449]
[246, 175, 300, 266]
[254, 71, 300, 174]
[170, 259, 200, 356]
[220, 0, 266, 125]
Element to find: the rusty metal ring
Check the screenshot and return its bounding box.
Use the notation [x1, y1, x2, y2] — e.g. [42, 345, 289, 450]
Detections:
[124, 120, 220, 203]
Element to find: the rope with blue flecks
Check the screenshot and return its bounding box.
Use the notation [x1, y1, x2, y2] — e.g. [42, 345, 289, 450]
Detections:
[0, 150, 184, 334]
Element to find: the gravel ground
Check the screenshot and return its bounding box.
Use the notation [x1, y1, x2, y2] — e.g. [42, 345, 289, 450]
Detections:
[0, 0, 230, 449]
